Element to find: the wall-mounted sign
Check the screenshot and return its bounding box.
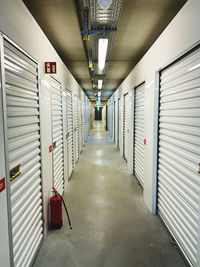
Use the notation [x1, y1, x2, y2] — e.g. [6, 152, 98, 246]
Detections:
[45, 62, 56, 74]
[0, 177, 5, 193]
[49, 145, 52, 153]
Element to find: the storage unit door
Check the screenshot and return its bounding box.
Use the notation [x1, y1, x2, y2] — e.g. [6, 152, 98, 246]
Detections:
[51, 77, 64, 195]
[157, 47, 200, 266]
[4, 40, 43, 267]
[118, 99, 122, 151]
[82, 101, 85, 145]
[85, 100, 87, 139]
[78, 99, 82, 151]
[67, 91, 74, 178]
[86, 99, 89, 138]
[114, 101, 116, 143]
[74, 96, 79, 162]
[134, 83, 145, 186]
[117, 99, 120, 148]
[115, 101, 117, 146]
[123, 94, 128, 160]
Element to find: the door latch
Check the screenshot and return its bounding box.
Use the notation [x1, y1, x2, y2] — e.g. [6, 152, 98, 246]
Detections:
[198, 163, 200, 175]
[10, 165, 21, 181]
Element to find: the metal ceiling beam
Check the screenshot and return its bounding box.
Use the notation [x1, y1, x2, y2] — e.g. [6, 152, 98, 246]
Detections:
[82, 10, 117, 38]
[74, 0, 92, 86]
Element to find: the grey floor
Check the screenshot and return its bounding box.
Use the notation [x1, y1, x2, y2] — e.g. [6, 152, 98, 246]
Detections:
[34, 121, 186, 267]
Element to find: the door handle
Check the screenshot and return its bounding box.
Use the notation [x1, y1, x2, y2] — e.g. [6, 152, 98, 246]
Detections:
[198, 163, 200, 175]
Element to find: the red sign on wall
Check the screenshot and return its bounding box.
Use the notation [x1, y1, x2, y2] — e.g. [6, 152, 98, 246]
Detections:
[144, 139, 146, 145]
[49, 145, 53, 153]
[45, 62, 56, 74]
[0, 177, 5, 193]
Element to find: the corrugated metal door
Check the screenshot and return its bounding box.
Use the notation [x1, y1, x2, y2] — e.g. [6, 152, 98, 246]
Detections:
[114, 101, 116, 143]
[123, 94, 128, 160]
[114, 100, 117, 146]
[107, 104, 110, 132]
[157, 47, 200, 266]
[67, 91, 74, 178]
[134, 83, 145, 186]
[51, 77, 64, 195]
[86, 98, 89, 138]
[3, 40, 43, 267]
[74, 96, 79, 162]
[85, 98, 87, 139]
[118, 98, 122, 151]
[78, 98, 82, 152]
[82, 100, 85, 146]
[117, 98, 120, 148]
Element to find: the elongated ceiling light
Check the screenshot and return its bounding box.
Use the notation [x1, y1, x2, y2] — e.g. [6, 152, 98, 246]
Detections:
[98, 38, 108, 71]
[98, 92, 101, 96]
[98, 79, 103, 89]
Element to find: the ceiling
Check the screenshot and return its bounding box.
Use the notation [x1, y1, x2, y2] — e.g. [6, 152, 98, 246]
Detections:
[23, 0, 187, 102]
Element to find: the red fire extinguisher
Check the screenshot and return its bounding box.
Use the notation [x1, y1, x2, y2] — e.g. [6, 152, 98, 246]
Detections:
[50, 187, 72, 229]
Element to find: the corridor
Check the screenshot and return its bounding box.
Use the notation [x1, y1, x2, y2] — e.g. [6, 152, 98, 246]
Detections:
[34, 122, 186, 267]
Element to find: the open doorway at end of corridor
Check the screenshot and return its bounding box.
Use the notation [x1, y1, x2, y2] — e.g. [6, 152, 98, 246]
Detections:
[95, 107, 102, 120]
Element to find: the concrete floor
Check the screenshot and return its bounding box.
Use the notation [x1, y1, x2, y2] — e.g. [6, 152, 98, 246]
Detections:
[34, 121, 186, 267]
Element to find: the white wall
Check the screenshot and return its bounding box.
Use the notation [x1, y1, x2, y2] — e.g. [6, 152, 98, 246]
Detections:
[112, 0, 200, 213]
[0, 0, 89, 242]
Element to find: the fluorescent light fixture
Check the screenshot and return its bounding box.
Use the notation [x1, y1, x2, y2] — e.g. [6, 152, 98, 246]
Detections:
[98, 38, 108, 71]
[98, 79, 103, 89]
[98, 92, 101, 97]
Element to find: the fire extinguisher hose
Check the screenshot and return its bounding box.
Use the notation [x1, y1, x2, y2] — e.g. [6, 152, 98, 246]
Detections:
[58, 193, 72, 230]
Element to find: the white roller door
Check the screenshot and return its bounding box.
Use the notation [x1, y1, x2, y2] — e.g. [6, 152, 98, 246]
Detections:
[118, 98, 122, 151]
[67, 91, 74, 178]
[134, 83, 145, 186]
[85, 98, 89, 138]
[114, 101, 116, 143]
[123, 94, 128, 160]
[115, 100, 117, 146]
[78, 98, 82, 152]
[51, 77, 64, 195]
[84, 98, 88, 140]
[3, 40, 43, 267]
[157, 46, 200, 266]
[117, 98, 120, 148]
[82, 100, 85, 146]
[74, 96, 79, 163]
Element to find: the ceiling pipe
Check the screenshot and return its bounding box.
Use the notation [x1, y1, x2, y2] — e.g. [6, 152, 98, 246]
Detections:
[74, 0, 93, 88]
